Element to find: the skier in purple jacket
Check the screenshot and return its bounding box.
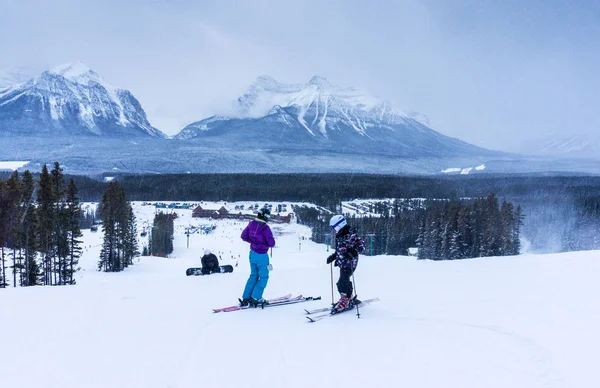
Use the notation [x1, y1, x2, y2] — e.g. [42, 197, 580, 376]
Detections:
[239, 207, 276, 307]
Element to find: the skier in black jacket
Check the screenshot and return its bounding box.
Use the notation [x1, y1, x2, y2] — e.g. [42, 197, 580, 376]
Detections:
[326, 215, 365, 312]
[201, 249, 220, 275]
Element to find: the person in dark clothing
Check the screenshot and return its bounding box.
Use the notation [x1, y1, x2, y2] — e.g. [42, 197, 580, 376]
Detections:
[201, 249, 220, 275]
[326, 215, 365, 312]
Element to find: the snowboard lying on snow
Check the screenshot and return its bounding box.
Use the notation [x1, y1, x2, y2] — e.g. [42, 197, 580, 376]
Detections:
[186, 265, 234, 276]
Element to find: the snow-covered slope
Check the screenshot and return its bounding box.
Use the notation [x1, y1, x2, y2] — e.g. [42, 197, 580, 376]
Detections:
[0, 62, 165, 138]
[176, 76, 496, 158]
[1, 201, 598, 388]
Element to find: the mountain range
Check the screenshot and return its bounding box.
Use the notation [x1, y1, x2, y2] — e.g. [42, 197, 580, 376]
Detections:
[1, 63, 598, 175]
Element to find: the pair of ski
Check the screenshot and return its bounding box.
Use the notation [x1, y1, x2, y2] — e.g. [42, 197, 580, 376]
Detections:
[212, 294, 321, 313]
[304, 298, 380, 322]
[212, 294, 380, 321]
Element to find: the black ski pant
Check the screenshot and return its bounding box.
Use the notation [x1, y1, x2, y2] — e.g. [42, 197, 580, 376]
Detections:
[337, 267, 354, 297]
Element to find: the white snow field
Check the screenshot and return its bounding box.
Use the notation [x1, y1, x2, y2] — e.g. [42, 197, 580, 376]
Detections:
[0, 160, 29, 170]
[1, 202, 599, 388]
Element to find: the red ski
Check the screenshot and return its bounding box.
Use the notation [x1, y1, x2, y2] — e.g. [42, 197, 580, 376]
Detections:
[213, 294, 292, 313]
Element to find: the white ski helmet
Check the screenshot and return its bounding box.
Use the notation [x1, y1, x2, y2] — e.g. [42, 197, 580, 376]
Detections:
[329, 215, 347, 234]
[204, 249, 211, 255]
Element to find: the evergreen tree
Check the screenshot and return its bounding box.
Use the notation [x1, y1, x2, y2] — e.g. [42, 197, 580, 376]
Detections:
[20, 171, 39, 286]
[513, 205, 524, 254]
[5, 171, 22, 287]
[51, 162, 69, 285]
[0, 178, 6, 287]
[37, 164, 55, 285]
[64, 179, 82, 284]
[98, 182, 137, 272]
[0, 171, 23, 287]
[99, 182, 120, 272]
[500, 202, 515, 255]
[151, 212, 174, 257]
[482, 195, 502, 257]
[122, 204, 139, 267]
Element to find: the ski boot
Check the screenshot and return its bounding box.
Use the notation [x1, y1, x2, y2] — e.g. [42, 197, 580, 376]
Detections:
[238, 298, 251, 307]
[331, 294, 351, 314]
[250, 298, 269, 309]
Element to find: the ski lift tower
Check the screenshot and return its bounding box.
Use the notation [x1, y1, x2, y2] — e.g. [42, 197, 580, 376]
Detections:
[324, 233, 332, 252]
[184, 226, 201, 249]
[366, 233, 376, 256]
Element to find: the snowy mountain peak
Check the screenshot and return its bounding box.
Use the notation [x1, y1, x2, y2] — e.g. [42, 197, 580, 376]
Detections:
[252, 75, 280, 90]
[0, 63, 165, 138]
[50, 61, 94, 80]
[235, 75, 405, 124]
[307, 75, 332, 88]
[45, 61, 118, 91]
[176, 76, 493, 160]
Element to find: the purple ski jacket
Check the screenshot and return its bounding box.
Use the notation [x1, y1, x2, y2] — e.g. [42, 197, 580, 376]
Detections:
[241, 220, 275, 254]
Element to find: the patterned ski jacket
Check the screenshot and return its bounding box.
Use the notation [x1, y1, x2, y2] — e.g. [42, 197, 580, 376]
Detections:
[333, 227, 365, 270]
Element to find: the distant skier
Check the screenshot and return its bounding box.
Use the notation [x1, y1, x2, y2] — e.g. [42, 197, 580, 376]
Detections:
[239, 207, 276, 307]
[201, 249, 220, 275]
[326, 215, 365, 312]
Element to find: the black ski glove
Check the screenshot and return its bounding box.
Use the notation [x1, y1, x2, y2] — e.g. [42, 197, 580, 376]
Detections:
[326, 253, 336, 264]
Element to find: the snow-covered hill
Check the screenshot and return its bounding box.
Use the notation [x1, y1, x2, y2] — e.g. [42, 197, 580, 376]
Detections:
[0, 62, 165, 138]
[1, 201, 598, 388]
[176, 76, 496, 158]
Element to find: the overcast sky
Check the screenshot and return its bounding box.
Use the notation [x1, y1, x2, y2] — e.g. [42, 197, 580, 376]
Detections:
[1, 0, 599, 151]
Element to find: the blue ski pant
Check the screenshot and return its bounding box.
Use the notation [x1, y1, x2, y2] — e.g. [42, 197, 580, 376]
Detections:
[242, 250, 270, 300]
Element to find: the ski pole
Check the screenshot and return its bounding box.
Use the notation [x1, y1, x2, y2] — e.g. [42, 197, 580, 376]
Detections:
[330, 262, 334, 306]
[352, 269, 360, 318]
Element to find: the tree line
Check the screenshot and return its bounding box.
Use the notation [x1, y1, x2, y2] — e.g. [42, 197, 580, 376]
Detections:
[4, 170, 600, 256]
[71, 173, 600, 253]
[562, 194, 600, 251]
[293, 194, 523, 260]
[0, 163, 82, 287]
[415, 195, 523, 260]
[96, 173, 600, 205]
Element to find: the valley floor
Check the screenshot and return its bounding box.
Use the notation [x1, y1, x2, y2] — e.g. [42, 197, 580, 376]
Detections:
[1, 203, 598, 388]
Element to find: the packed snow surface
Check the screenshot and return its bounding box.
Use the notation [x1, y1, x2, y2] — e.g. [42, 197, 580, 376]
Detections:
[441, 167, 462, 173]
[442, 164, 486, 174]
[1, 201, 598, 388]
[0, 160, 29, 170]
